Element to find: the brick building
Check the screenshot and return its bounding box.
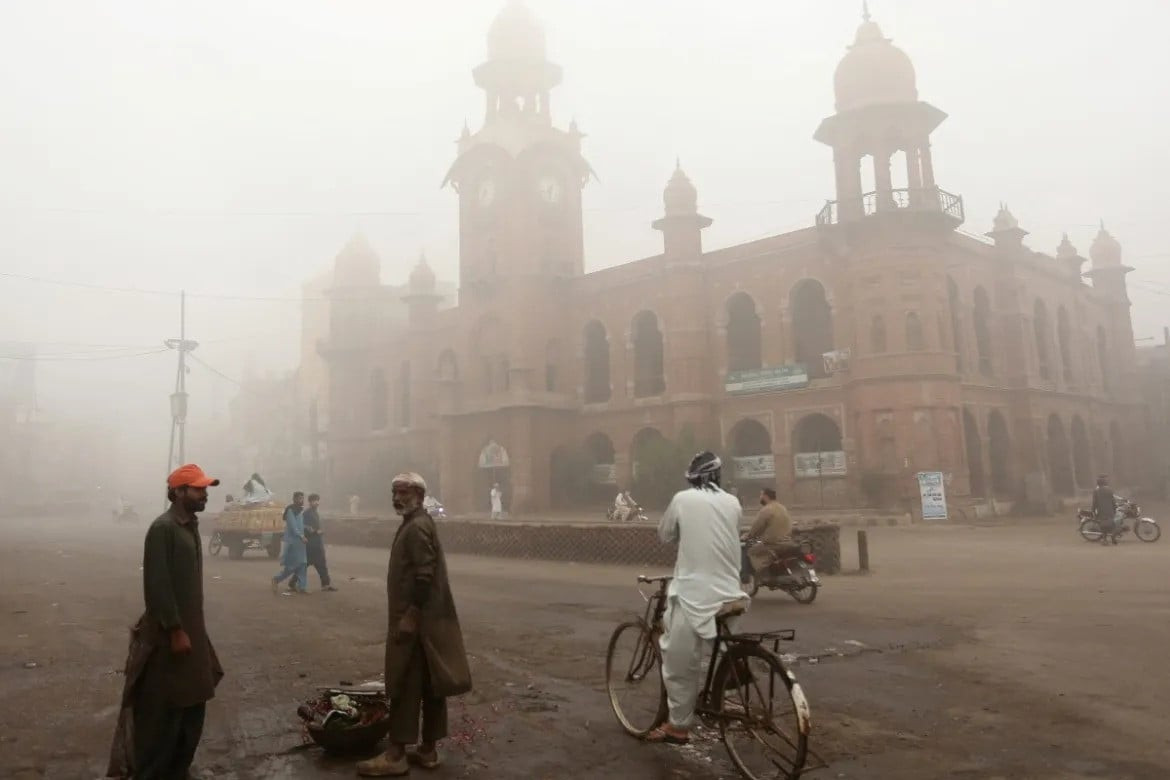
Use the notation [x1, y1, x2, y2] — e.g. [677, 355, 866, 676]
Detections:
[316, 4, 1142, 514]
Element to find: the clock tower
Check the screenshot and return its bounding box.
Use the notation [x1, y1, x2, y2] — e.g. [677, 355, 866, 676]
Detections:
[443, 0, 591, 297]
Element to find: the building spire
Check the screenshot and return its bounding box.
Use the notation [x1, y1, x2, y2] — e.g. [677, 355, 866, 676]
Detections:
[862, 0, 871, 22]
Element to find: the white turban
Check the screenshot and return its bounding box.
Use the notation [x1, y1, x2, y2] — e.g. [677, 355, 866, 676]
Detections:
[391, 472, 427, 493]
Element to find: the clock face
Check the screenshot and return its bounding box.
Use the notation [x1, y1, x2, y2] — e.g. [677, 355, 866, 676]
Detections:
[538, 175, 563, 205]
[477, 178, 496, 207]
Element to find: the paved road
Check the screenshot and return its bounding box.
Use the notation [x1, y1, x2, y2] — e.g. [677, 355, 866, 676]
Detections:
[2, 514, 1168, 779]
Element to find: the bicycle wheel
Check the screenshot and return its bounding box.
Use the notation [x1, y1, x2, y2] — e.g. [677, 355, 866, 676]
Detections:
[713, 643, 810, 780]
[605, 621, 666, 737]
[208, 532, 223, 556]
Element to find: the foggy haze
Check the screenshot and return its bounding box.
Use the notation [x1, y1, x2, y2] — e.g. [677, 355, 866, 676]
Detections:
[2, 0, 1168, 491]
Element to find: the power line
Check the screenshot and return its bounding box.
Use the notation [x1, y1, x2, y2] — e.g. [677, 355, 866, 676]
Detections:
[0, 348, 170, 362]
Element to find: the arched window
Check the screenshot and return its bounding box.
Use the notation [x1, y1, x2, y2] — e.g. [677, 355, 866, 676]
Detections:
[398, 361, 411, 428]
[725, 292, 762, 373]
[905, 311, 924, 351]
[1034, 300, 1052, 380]
[963, 408, 985, 496]
[1046, 414, 1074, 496]
[632, 311, 665, 398]
[436, 349, 458, 382]
[793, 413, 843, 453]
[1071, 415, 1092, 489]
[870, 315, 887, 353]
[1097, 326, 1109, 392]
[1057, 306, 1074, 383]
[988, 410, 1012, 496]
[948, 277, 963, 371]
[583, 321, 611, 403]
[973, 286, 993, 376]
[790, 280, 834, 378]
[545, 339, 560, 392]
[370, 369, 388, 430]
[727, 418, 773, 486]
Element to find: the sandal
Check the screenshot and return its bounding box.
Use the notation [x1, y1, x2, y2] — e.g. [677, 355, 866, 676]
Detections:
[643, 726, 690, 745]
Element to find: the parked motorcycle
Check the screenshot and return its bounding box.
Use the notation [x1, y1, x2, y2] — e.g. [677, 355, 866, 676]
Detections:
[423, 496, 447, 520]
[1077, 498, 1161, 543]
[743, 539, 820, 604]
[606, 503, 647, 523]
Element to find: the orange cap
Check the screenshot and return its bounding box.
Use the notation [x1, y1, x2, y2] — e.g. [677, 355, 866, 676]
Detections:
[167, 463, 221, 489]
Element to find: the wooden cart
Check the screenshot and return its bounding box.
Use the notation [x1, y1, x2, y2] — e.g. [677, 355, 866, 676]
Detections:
[208, 505, 284, 559]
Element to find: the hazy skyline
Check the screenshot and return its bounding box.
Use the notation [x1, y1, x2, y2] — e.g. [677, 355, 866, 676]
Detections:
[2, 1, 1168, 483]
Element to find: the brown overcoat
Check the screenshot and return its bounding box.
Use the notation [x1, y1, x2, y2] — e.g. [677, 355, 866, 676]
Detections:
[384, 508, 471, 699]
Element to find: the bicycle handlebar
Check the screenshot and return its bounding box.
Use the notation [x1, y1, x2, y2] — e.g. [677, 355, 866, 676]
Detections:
[637, 574, 672, 584]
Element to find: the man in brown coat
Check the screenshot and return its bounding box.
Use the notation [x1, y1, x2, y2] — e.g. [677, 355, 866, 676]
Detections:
[107, 464, 225, 779]
[357, 472, 472, 777]
[743, 488, 796, 577]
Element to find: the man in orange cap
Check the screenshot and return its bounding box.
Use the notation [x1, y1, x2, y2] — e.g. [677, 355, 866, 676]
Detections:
[107, 464, 225, 779]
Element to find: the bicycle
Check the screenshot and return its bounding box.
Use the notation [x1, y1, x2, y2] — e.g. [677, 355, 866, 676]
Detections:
[605, 574, 812, 779]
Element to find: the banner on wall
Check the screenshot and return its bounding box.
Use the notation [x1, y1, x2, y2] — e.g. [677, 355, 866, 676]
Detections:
[733, 455, 776, 480]
[793, 451, 847, 478]
[477, 440, 510, 470]
[725, 365, 809, 395]
[916, 471, 948, 520]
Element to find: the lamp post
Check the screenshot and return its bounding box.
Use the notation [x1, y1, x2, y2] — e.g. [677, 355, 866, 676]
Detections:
[165, 290, 199, 472]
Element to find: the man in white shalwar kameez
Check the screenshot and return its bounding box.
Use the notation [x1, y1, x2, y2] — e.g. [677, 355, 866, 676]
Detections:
[646, 451, 748, 745]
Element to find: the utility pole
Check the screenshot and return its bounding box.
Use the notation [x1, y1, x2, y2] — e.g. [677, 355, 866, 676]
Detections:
[165, 290, 199, 473]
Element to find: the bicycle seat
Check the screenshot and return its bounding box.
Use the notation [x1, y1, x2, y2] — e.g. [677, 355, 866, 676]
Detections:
[717, 597, 750, 618]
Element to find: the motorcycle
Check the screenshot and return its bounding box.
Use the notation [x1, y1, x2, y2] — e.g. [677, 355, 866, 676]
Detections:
[1077, 498, 1160, 543]
[112, 505, 139, 524]
[742, 539, 820, 604]
[606, 503, 647, 523]
[423, 496, 447, 520]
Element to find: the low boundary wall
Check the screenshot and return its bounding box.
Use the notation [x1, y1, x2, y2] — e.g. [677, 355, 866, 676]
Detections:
[325, 517, 842, 574]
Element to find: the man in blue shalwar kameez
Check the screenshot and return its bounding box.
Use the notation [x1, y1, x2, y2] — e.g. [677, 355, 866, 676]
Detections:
[271, 491, 308, 595]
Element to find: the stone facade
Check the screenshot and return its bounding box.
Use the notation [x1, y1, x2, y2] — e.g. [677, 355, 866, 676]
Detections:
[316, 5, 1142, 515]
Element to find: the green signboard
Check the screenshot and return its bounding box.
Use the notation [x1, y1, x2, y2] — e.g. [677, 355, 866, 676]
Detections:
[724, 365, 809, 395]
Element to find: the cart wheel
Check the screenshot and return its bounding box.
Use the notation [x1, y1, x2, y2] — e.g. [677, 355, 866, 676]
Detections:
[208, 532, 223, 557]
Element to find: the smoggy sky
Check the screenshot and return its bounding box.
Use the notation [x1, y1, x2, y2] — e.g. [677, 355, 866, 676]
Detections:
[1, 1, 1167, 482]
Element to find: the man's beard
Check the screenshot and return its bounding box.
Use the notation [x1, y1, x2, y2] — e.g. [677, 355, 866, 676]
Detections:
[182, 496, 206, 514]
[393, 497, 421, 516]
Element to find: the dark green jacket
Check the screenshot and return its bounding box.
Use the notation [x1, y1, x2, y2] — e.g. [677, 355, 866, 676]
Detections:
[384, 508, 471, 699]
[138, 505, 223, 708]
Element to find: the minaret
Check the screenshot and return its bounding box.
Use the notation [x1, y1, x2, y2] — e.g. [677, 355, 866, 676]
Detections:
[984, 203, 1028, 251]
[814, 6, 960, 228]
[1085, 221, 1137, 398]
[651, 160, 711, 268]
[403, 250, 441, 327]
[1055, 233, 1086, 278]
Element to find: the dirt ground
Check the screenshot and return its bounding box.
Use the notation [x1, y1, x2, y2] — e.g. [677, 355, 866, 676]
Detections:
[2, 511, 1168, 780]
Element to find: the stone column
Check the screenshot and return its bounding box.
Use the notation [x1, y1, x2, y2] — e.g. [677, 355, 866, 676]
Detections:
[873, 150, 894, 212]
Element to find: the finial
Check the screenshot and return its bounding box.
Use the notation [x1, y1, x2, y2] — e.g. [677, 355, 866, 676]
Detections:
[675, 156, 681, 171]
[1099, 218, 1106, 231]
[419, 248, 428, 264]
[862, 0, 871, 22]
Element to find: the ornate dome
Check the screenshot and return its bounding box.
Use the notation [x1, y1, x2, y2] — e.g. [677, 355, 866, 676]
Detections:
[333, 232, 380, 286]
[1056, 233, 1078, 259]
[487, 1, 546, 62]
[1090, 221, 1122, 267]
[833, 10, 918, 112]
[409, 251, 436, 293]
[991, 203, 1019, 232]
[663, 160, 698, 216]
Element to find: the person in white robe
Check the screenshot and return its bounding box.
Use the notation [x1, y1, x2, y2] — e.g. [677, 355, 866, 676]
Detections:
[646, 452, 748, 745]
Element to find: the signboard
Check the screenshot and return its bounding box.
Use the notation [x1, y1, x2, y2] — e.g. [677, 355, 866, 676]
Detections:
[725, 365, 809, 395]
[822, 349, 851, 374]
[590, 463, 617, 485]
[916, 471, 948, 520]
[733, 455, 776, 481]
[794, 451, 847, 479]
[477, 440, 510, 470]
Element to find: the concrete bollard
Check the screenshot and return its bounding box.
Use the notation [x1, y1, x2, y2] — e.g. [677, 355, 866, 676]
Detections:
[857, 529, 869, 573]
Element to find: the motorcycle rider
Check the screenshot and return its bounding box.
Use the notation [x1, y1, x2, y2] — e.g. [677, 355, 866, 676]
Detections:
[1092, 474, 1119, 545]
[645, 452, 748, 746]
[741, 488, 795, 583]
[612, 488, 637, 522]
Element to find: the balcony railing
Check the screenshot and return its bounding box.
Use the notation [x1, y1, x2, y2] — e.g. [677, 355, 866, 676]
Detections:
[816, 187, 964, 227]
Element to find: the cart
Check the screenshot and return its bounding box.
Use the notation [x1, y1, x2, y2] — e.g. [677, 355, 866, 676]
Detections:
[209, 505, 284, 559]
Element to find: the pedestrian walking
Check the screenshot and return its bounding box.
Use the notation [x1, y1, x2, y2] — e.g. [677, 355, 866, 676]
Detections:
[356, 472, 471, 777]
[304, 493, 337, 591]
[272, 491, 308, 595]
[107, 463, 225, 779]
[489, 482, 503, 520]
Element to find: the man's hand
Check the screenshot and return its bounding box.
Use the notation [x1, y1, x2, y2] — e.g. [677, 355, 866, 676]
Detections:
[170, 627, 192, 655]
[395, 607, 421, 643]
[300, 535, 308, 543]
